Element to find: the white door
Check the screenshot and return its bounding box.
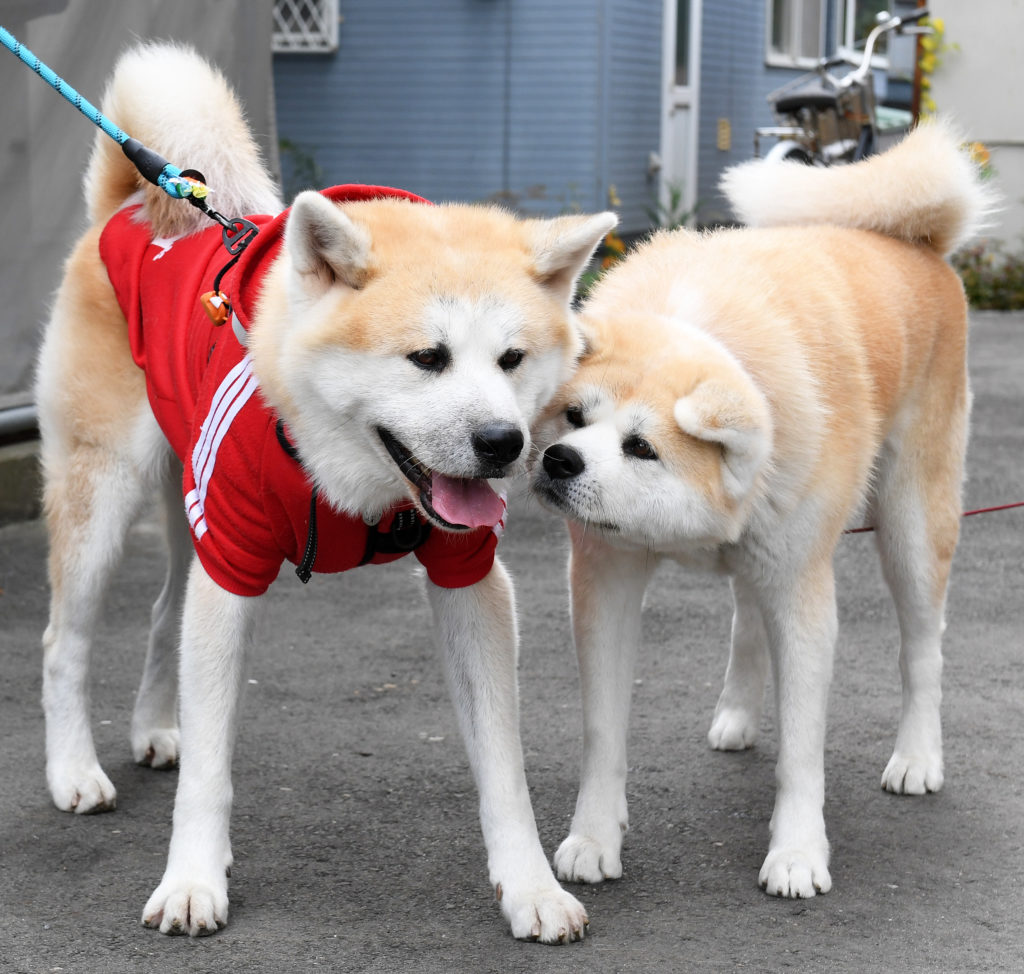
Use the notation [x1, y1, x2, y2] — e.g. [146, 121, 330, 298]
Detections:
[659, 0, 702, 222]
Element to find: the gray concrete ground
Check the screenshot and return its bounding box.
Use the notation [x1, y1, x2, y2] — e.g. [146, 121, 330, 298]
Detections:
[1, 313, 1021, 974]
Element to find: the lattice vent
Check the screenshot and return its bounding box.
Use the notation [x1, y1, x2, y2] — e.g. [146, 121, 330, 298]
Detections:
[272, 0, 340, 53]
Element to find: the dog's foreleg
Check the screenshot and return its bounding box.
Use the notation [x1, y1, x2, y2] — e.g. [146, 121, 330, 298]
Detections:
[131, 463, 189, 769]
[708, 574, 769, 750]
[142, 563, 258, 936]
[554, 530, 655, 885]
[753, 557, 836, 899]
[427, 558, 588, 944]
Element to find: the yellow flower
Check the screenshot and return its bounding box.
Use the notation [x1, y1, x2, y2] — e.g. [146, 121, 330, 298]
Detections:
[604, 232, 626, 255]
[969, 142, 991, 167]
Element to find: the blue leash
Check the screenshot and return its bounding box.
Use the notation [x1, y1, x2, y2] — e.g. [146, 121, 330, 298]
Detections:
[0, 25, 259, 255]
[0, 24, 205, 200]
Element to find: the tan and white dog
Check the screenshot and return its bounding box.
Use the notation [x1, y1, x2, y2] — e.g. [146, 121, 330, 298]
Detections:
[36, 43, 614, 940]
[532, 123, 994, 899]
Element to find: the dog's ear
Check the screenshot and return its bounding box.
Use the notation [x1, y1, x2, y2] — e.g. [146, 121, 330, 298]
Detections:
[673, 377, 772, 501]
[285, 191, 371, 294]
[527, 211, 619, 304]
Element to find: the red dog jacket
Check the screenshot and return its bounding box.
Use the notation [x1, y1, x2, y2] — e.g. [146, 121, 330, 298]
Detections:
[99, 186, 503, 597]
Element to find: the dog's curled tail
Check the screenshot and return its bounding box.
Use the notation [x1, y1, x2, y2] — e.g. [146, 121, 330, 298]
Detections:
[720, 120, 999, 256]
[83, 42, 282, 237]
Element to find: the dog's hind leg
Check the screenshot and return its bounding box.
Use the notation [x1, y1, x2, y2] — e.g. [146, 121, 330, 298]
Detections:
[41, 417, 166, 813]
[873, 373, 968, 796]
[708, 574, 770, 750]
[130, 459, 188, 769]
[38, 226, 169, 813]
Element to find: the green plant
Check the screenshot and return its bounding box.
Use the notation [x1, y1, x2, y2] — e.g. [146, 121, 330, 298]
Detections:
[279, 138, 324, 202]
[952, 240, 1024, 310]
[646, 182, 697, 231]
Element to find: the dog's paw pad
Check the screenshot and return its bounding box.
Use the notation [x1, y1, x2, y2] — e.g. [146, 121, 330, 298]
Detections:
[553, 834, 622, 884]
[881, 752, 943, 795]
[132, 728, 180, 769]
[503, 883, 589, 944]
[143, 878, 228, 937]
[759, 848, 831, 899]
[48, 764, 117, 814]
[707, 707, 759, 750]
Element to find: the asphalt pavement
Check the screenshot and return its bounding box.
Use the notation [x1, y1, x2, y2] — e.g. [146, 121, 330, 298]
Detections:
[1, 312, 1021, 974]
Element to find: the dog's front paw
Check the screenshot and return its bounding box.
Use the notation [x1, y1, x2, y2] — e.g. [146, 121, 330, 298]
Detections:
[131, 727, 180, 769]
[498, 880, 589, 943]
[707, 705, 759, 750]
[47, 761, 117, 814]
[759, 846, 832, 898]
[554, 832, 623, 884]
[881, 750, 943, 795]
[142, 873, 229, 937]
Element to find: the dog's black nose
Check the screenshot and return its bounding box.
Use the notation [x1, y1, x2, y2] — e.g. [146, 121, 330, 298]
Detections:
[473, 423, 525, 466]
[542, 443, 585, 480]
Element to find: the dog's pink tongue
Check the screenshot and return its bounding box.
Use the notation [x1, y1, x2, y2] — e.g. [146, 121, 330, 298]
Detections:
[431, 475, 505, 528]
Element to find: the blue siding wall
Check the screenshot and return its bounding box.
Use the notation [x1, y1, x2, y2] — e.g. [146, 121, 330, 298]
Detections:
[698, 0, 772, 224]
[607, 1, 664, 231]
[274, 1, 508, 205]
[273, 0, 662, 232]
[697, 1, 836, 225]
[505, 0, 602, 216]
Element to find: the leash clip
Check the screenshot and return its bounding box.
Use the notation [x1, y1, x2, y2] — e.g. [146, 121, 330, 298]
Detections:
[222, 218, 259, 256]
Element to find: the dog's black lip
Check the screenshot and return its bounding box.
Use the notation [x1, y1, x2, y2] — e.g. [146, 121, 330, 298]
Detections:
[376, 427, 470, 531]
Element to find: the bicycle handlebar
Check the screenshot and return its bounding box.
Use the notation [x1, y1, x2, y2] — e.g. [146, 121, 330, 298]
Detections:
[898, 7, 930, 25]
[840, 8, 930, 86]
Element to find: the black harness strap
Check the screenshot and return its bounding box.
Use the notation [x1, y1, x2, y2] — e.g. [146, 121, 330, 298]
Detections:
[276, 419, 319, 583]
[296, 486, 319, 584]
[274, 419, 431, 583]
[358, 508, 432, 566]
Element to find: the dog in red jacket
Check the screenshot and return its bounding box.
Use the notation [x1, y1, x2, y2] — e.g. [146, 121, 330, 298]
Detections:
[37, 42, 614, 941]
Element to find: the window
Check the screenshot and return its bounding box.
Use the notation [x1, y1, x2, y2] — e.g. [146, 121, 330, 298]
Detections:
[840, 0, 891, 57]
[272, 0, 339, 54]
[767, 0, 826, 66]
[675, 0, 691, 87]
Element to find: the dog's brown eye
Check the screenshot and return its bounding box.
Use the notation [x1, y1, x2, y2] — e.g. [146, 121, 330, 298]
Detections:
[408, 346, 449, 372]
[623, 435, 658, 460]
[566, 406, 585, 428]
[498, 348, 525, 371]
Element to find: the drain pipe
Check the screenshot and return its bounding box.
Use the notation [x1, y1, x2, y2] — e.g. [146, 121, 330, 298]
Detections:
[0, 404, 37, 439]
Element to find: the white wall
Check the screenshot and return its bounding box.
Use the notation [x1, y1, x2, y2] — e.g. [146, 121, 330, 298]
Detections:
[930, 0, 1024, 245]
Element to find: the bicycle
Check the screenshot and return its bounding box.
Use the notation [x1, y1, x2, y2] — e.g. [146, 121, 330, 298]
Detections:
[754, 7, 932, 165]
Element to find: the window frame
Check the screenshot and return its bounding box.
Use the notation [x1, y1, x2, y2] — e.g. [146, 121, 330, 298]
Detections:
[764, 0, 828, 69]
[837, 0, 893, 70]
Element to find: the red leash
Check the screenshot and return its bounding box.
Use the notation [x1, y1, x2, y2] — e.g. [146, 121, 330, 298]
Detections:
[845, 501, 1024, 535]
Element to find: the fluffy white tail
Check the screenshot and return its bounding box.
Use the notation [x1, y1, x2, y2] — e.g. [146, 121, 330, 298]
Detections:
[83, 42, 282, 237]
[720, 121, 998, 256]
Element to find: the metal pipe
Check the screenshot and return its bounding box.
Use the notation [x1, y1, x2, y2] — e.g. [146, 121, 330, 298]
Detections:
[0, 405, 38, 438]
